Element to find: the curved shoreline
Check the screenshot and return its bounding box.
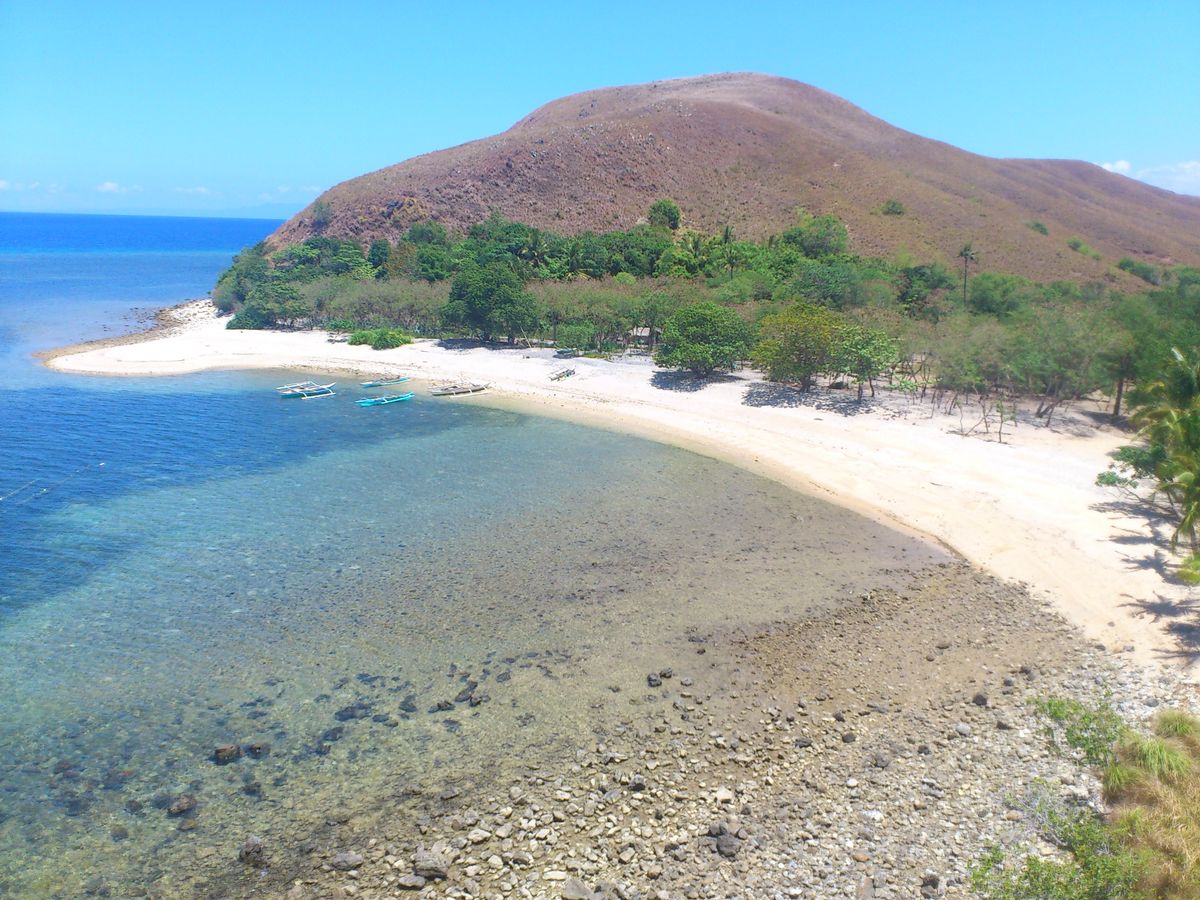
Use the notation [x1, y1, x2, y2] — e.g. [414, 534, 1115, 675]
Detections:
[46, 302, 1200, 673]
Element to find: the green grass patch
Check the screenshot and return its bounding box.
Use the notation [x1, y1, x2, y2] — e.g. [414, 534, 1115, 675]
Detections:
[1033, 695, 1125, 766]
[980, 698, 1200, 898]
[1029, 221, 1049, 235]
[1120, 734, 1192, 781]
[1067, 237, 1101, 260]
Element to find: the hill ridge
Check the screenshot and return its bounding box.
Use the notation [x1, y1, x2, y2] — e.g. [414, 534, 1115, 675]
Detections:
[271, 73, 1200, 283]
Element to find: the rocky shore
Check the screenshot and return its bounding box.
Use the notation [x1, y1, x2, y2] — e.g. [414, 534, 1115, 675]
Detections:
[180, 564, 1196, 900]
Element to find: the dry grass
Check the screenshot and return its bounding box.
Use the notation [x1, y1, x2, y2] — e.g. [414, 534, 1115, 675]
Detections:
[1106, 711, 1200, 896]
[271, 73, 1200, 287]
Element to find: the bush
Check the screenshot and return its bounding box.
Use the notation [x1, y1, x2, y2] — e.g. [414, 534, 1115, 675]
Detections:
[347, 328, 413, 350]
[1029, 221, 1050, 235]
[226, 308, 270, 330]
[880, 198, 905, 216]
[1034, 695, 1125, 766]
[647, 198, 681, 230]
[1068, 237, 1101, 260]
[1117, 257, 1160, 285]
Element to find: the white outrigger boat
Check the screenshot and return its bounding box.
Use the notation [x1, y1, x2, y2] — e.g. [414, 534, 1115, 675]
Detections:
[276, 380, 336, 399]
[429, 382, 489, 397]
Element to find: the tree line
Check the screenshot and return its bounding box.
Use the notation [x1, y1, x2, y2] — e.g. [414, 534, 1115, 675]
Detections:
[213, 203, 1200, 423]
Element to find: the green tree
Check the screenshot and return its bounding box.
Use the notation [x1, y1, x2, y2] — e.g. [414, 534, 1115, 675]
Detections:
[368, 239, 391, 272]
[647, 198, 681, 230]
[753, 304, 844, 390]
[442, 263, 541, 342]
[781, 211, 849, 257]
[655, 302, 753, 377]
[835, 323, 900, 400]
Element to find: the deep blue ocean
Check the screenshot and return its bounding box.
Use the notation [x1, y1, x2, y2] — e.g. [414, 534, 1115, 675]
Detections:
[0, 212, 939, 896]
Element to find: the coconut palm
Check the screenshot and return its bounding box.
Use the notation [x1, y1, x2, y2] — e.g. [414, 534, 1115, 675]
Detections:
[957, 243, 978, 306]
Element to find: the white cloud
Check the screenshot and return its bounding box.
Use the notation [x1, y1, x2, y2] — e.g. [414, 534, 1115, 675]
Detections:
[0, 180, 9, 190]
[1136, 161, 1200, 196]
[96, 181, 122, 193]
[174, 186, 210, 194]
[1096, 159, 1200, 197]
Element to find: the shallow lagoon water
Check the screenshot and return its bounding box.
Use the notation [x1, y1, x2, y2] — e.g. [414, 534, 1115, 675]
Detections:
[0, 215, 948, 896]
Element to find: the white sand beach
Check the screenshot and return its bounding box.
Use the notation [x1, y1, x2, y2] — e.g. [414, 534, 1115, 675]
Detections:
[47, 301, 1200, 674]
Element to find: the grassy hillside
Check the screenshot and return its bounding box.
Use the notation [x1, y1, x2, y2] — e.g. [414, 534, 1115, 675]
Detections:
[270, 73, 1200, 286]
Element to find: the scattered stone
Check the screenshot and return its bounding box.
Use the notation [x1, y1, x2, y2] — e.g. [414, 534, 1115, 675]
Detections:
[562, 877, 595, 900]
[238, 835, 267, 867]
[954, 722, 972, 737]
[972, 692, 989, 707]
[330, 851, 364, 871]
[395, 873, 426, 890]
[166, 794, 197, 817]
[715, 832, 742, 859]
[414, 846, 449, 880]
[842, 732, 858, 743]
[647, 673, 662, 688]
[212, 744, 242, 765]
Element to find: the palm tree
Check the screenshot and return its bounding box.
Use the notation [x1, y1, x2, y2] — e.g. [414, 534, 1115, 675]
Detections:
[1132, 348, 1200, 554]
[957, 243, 978, 306]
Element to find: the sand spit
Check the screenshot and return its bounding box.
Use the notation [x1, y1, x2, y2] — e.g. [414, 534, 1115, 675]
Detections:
[47, 301, 1200, 673]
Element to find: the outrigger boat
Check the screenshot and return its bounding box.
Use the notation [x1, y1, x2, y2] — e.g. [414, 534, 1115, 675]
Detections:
[276, 380, 336, 399]
[356, 392, 414, 407]
[360, 376, 411, 388]
[429, 382, 489, 397]
[550, 368, 575, 381]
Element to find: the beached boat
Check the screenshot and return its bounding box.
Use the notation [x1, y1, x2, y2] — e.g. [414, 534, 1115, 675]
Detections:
[360, 376, 411, 388]
[276, 381, 336, 399]
[356, 392, 414, 407]
[429, 382, 488, 397]
[550, 368, 576, 381]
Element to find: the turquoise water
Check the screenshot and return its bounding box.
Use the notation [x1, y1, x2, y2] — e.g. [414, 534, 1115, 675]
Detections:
[0, 214, 945, 896]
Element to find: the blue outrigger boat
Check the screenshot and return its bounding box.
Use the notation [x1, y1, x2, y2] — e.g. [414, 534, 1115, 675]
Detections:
[356, 391, 414, 407]
[360, 376, 411, 388]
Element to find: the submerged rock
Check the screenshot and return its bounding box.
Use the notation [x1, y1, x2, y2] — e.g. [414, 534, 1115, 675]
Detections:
[167, 794, 197, 817]
[212, 744, 242, 765]
[238, 835, 267, 867]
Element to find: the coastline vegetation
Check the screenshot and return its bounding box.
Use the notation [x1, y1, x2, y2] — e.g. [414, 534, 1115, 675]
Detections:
[214, 204, 1200, 569]
[971, 700, 1200, 898]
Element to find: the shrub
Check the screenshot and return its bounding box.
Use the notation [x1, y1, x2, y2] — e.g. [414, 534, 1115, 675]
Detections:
[1029, 221, 1050, 235]
[1034, 696, 1125, 766]
[1117, 257, 1160, 285]
[880, 198, 905, 216]
[347, 327, 414, 350]
[1067, 237, 1101, 260]
[227, 308, 270, 330]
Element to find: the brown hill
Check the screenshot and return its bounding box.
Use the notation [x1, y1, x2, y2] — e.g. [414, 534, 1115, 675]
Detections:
[271, 73, 1200, 284]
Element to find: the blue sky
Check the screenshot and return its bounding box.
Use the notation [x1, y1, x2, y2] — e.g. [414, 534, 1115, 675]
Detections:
[1, 0, 1196, 217]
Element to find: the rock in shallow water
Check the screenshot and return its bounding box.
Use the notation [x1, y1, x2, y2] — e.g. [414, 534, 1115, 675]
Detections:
[238, 835, 267, 867]
[330, 851, 363, 871]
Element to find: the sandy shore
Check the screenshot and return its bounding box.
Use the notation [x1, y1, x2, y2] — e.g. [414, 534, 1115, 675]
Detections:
[47, 301, 1200, 674]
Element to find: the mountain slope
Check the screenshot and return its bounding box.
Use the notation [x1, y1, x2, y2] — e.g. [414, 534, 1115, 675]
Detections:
[271, 73, 1200, 283]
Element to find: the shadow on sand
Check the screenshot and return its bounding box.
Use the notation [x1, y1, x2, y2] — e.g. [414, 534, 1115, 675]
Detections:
[1093, 493, 1200, 664]
[741, 382, 879, 416]
[649, 371, 739, 393]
